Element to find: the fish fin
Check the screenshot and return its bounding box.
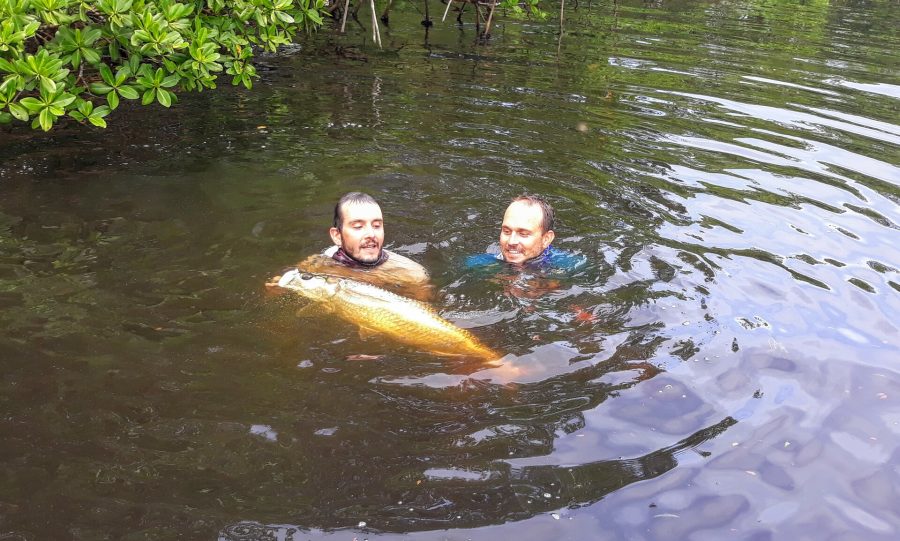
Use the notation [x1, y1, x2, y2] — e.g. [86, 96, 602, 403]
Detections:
[358, 326, 378, 340]
[295, 304, 327, 318]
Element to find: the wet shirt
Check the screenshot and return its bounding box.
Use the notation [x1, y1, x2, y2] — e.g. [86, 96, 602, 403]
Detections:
[297, 246, 433, 301]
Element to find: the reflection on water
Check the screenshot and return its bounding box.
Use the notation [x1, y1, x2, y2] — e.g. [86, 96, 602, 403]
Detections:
[1, 0, 899, 539]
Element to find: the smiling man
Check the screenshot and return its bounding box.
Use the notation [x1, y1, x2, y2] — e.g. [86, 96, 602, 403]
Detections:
[269, 192, 431, 299]
[466, 194, 585, 273]
[499, 195, 557, 264]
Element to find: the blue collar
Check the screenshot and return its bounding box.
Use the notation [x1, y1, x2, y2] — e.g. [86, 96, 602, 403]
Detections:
[522, 245, 554, 266]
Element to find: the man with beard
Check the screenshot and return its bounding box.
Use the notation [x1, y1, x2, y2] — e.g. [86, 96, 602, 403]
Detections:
[268, 192, 431, 299]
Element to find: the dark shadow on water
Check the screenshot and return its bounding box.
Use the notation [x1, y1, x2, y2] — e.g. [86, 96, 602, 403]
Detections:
[218, 415, 736, 538]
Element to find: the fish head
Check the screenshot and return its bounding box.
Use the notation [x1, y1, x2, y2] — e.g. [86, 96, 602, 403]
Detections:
[278, 270, 341, 301]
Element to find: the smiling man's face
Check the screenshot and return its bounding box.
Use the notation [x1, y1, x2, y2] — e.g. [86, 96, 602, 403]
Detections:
[499, 200, 555, 264]
[329, 201, 385, 263]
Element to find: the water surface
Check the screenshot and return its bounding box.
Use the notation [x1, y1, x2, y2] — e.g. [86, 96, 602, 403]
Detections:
[1, 1, 898, 539]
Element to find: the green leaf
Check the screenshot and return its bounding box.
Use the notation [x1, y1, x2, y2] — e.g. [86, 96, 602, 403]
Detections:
[0, 77, 19, 94]
[83, 48, 101, 65]
[141, 88, 155, 105]
[274, 11, 295, 24]
[77, 100, 93, 116]
[51, 93, 76, 108]
[19, 97, 44, 113]
[157, 88, 171, 107]
[83, 28, 103, 45]
[99, 63, 114, 85]
[23, 22, 40, 38]
[8, 102, 28, 121]
[161, 74, 180, 88]
[107, 90, 119, 109]
[39, 76, 57, 95]
[117, 85, 138, 99]
[38, 107, 53, 131]
[88, 115, 107, 128]
[90, 82, 113, 95]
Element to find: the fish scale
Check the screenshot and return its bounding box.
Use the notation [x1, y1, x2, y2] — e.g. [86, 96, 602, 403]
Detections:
[277, 270, 497, 360]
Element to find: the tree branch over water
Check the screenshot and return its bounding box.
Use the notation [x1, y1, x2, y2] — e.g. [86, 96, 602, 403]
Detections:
[0, 0, 551, 131]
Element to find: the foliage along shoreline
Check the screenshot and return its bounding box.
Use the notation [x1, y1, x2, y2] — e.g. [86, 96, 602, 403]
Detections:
[0, 0, 546, 132]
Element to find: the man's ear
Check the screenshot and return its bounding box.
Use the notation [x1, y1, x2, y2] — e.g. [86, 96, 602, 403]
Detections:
[329, 227, 343, 247]
[542, 229, 555, 250]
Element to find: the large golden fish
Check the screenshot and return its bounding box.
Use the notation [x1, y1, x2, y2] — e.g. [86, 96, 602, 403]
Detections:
[277, 270, 498, 360]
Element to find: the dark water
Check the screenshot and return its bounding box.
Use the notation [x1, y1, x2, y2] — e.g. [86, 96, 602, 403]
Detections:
[2, 1, 899, 539]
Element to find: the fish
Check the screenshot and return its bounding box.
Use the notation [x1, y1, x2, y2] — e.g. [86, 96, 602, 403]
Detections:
[277, 269, 498, 361]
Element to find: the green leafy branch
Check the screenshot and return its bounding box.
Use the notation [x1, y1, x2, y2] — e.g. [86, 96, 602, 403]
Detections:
[499, 0, 548, 20]
[0, 0, 331, 131]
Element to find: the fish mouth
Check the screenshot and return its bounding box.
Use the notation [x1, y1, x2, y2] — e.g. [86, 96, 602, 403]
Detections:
[278, 269, 301, 287]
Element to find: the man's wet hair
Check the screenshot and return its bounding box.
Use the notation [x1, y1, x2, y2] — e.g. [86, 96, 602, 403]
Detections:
[333, 192, 380, 230]
[512, 194, 555, 233]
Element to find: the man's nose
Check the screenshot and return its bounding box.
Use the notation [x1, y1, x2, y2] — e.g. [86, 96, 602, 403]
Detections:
[508, 232, 520, 244]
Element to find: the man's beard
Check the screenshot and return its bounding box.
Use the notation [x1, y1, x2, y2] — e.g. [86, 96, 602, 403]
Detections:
[355, 240, 381, 262]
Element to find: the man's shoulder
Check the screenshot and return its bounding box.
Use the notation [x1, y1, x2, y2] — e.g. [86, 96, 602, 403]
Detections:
[313, 246, 429, 280]
[465, 252, 503, 269]
[542, 246, 587, 271]
[320, 245, 424, 269]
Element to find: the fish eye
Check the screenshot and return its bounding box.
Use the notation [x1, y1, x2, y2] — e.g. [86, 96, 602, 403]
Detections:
[301, 273, 313, 280]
